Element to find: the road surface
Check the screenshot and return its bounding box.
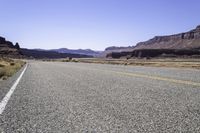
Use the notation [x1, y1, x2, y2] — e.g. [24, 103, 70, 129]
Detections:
[0, 61, 200, 132]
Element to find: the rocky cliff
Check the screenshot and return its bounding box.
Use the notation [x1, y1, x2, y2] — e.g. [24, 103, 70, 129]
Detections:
[0, 36, 21, 57]
[106, 25, 200, 58]
[135, 25, 200, 49]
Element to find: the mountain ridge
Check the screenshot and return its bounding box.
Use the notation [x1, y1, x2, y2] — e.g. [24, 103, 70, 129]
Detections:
[135, 25, 200, 50]
[106, 25, 200, 58]
[50, 48, 102, 57]
[31, 48, 102, 57]
[104, 25, 200, 53]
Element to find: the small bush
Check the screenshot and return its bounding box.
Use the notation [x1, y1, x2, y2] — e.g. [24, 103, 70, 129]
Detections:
[10, 62, 15, 66]
[0, 64, 5, 67]
[72, 59, 79, 63]
[61, 59, 70, 62]
[0, 69, 6, 78]
[2, 76, 7, 80]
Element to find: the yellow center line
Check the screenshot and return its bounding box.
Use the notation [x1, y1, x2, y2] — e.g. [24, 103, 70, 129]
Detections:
[68, 65, 200, 87]
[107, 70, 200, 87]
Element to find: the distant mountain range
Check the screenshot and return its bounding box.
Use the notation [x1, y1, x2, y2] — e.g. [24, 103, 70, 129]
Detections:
[21, 48, 92, 59]
[34, 48, 102, 57]
[0, 37, 93, 59]
[1, 25, 200, 59]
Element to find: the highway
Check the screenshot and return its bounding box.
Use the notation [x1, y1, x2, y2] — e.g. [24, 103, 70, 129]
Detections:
[0, 61, 200, 132]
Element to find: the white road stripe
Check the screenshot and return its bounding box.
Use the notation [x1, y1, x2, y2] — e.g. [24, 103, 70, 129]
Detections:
[0, 64, 27, 114]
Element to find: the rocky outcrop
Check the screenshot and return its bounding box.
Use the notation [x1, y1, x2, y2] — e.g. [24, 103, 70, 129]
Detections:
[106, 49, 200, 58]
[135, 25, 200, 49]
[106, 25, 200, 58]
[0, 36, 21, 57]
[0, 37, 6, 43]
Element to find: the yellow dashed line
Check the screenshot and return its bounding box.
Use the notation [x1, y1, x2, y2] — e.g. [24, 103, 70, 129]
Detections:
[69, 65, 200, 87]
[107, 70, 200, 87]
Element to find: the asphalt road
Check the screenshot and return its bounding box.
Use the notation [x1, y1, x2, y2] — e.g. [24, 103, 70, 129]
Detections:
[0, 61, 200, 132]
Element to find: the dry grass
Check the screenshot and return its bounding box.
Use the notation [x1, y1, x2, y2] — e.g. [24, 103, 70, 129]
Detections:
[42, 58, 78, 63]
[0, 58, 25, 80]
[40, 57, 200, 69]
[75, 58, 200, 69]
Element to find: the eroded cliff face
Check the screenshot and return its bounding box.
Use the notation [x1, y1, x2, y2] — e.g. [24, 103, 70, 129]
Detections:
[0, 36, 21, 57]
[106, 25, 200, 58]
[135, 25, 200, 49]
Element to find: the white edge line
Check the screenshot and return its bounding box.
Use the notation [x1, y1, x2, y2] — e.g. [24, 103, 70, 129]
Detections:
[0, 64, 27, 115]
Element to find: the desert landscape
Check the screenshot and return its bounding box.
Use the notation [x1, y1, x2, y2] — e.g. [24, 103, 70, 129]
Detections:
[0, 0, 200, 132]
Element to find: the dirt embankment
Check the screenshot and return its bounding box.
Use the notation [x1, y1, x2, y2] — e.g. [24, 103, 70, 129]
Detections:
[0, 58, 25, 80]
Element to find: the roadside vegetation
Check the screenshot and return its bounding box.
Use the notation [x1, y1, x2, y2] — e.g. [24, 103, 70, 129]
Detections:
[74, 58, 200, 69]
[0, 58, 25, 80]
[42, 57, 79, 63]
[41, 57, 200, 69]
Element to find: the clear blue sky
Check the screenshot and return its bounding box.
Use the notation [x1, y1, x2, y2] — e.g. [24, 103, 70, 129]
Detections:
[0, 0, 200, 50]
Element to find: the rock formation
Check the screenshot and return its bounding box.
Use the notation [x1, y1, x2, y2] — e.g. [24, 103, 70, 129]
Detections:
[0, 36, 21, 57]
[106, 25, 200, 58]
[135, 25, 200, 50]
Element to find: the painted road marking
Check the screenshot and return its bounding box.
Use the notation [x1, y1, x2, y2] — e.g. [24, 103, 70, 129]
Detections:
[109, 70, 200, 87]
[0, 64, 27, 115]
[65, 65, 200, 87]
